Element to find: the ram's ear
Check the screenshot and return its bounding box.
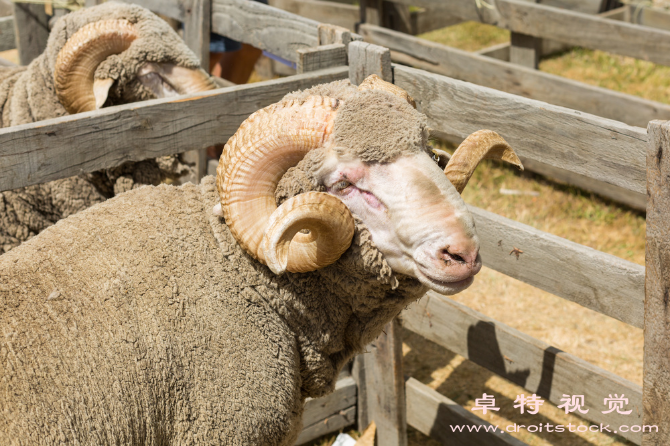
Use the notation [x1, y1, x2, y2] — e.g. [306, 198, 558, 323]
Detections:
[93, 78, 114, 109]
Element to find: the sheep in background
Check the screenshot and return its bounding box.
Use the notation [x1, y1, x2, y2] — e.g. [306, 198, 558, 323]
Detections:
[0, 2, 217, 254]
[0, 76, 522, 445]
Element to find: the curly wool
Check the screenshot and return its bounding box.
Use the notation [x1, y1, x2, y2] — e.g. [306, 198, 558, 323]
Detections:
[0, 2, 200, 254]
[0, 177, 425, 444]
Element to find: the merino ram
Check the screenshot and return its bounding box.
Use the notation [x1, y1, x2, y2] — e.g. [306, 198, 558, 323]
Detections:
[0, 76, 522, 445]
[0, 2, 217, 254]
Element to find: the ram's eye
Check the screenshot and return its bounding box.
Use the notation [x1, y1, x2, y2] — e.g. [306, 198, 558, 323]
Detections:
[333, 180, 352, 191]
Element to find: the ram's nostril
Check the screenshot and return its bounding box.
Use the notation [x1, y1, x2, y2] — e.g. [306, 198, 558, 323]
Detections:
[439, 248, 465, 264]
[451, 253, 465, 263]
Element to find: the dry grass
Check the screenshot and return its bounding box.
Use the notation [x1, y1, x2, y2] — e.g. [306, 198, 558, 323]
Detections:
[418, 21, 510, 52]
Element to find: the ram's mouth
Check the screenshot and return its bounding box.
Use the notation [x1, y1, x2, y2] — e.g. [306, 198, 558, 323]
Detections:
[138, 64, 179, 98]
[137, 62, 216, 99]
[415, 268, 475, 295]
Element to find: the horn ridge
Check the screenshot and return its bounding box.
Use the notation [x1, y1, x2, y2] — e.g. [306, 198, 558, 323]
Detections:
[217, 95, 354, 273]
[444, 130, 523, 194]
[54, 19, 138, 114]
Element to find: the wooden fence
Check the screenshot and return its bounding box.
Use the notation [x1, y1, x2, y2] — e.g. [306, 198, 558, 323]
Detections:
[353, 0, 670, 212]
[1, 1, 667, 445]
[266, 0, 670, 211]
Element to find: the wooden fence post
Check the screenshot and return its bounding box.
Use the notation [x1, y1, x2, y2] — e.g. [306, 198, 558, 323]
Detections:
[348, 41, 406, 446]
[348, 40, 391, 86]
[509, 32, 541, 69]
[12, 2, 49, 66]
[364, 318, 407, 446]
[643, 120, 670, 444]
[182, 0, 211, 184]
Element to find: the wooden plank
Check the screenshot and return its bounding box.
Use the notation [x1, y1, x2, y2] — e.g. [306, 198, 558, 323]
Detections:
[296, 406, 356, 444]
[406, 378, 527, 446]
[13, 3, 49, 66]
[0, 66, 349, 192]
[476, 41, 510, 61]
[391, 64, 648, 195]
[211, 0, 319, 63]
[114, 0, 185, 21]
[520, 158, 646, 211]
[183, 0, 210, 70]
[352, 355, 370, 431]
[348, 40, 391, 85]
[297, 43, 347, 73]
[302, 376, 357, 428]
[410, 7, 462, 35]
[643, 120, 670, 444]
[362, 319, 408, 446]
[182, 0, 211, 184]
[402, 292, 644, 444]
[627, 3, 670, 30]
[270, 0, 359, 31]
[389, 0, 670, 66]
[362, 25, 670, 128]
[0, 15, 14, 52]
[509, 32, 540, 69]
[469, 205, 645, 328]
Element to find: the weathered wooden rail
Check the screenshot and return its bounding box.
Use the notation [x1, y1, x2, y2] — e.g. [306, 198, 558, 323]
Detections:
[2, 1, 668, 445]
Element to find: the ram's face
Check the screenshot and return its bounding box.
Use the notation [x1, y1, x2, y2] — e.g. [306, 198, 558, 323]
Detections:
[52, 11, 216, 115]
[216, 76, 522, 295]
[317, 149, 481, 294]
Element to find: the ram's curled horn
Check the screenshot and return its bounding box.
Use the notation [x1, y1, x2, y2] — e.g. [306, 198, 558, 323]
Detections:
[216, 96, 355, 275]
[54, 19, 216, 114]
[358, 74, 416, 108]
[54, 20, 138, 114]
[444, 130, 523, 193]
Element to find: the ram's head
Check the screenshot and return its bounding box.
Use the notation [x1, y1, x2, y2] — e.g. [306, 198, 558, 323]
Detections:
[49, 2, 216, 114]
[216, 76, 522, 295]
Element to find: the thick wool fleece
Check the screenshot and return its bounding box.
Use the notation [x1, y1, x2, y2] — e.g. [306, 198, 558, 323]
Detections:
[0, 2, 201, 254]
[0, 177, 424, 445]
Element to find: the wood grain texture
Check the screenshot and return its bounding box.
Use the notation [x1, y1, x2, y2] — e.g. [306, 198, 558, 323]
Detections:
[392, 64, 648, 195]
[402, 292, 643, 444]
[406, 378, 526, 446]
[0, 15, 15, 52]
[520, 158, 646, 211]
[352, 355, 370, 431]
[348, 40, 391, 85]
[183, 0, 210, 70]
[643, 120, 670, 444]
[114, 0, 186, 21]
[182, 0, 211, 184]
[302, 376, 357, 429]
[13, 3, 49, 66]
[211, 0, 319, 63]
[361, 25, 670, 128]
[297, 43, 347, 73]
[296, 406, 356, 444]
[270, 0, 359, 32]
[469, 205, 645, 328]
[362, 319, 408, 446]
[0, 66, 349, 192]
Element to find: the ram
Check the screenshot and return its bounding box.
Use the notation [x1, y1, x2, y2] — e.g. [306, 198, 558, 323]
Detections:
[0, 2, 216, 254]
[0, 76, 521, 445]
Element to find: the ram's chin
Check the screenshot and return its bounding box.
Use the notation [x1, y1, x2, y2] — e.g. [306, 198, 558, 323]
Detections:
[416, 272, 475, 295]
